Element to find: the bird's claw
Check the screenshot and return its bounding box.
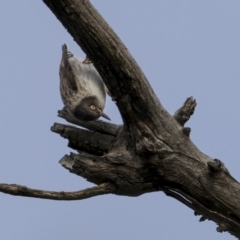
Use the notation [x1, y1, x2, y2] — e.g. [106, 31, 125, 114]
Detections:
[82, 56, 92, 64]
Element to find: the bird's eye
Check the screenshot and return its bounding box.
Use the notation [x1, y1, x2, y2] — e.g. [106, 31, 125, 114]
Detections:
[90, 105, 96, 110]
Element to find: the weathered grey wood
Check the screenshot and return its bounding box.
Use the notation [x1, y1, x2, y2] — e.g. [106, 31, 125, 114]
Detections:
[51, 122, 115, 155]
[174, 96, 197, 126]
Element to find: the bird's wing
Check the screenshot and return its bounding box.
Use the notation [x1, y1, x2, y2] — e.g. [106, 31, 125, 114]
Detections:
[69, 58, 106, 109]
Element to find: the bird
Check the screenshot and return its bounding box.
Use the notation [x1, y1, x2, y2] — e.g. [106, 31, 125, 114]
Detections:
[59, 43, 110, 121]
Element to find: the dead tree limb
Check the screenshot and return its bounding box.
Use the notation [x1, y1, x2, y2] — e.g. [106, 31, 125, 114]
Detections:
[51, 122, 115, 155]
[58, 107, 121, 136]
[0, 0, 238, 238]
[0, 182, 116, 200]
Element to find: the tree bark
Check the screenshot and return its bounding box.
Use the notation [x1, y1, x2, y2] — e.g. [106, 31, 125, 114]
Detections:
[4, 0, 238, 237]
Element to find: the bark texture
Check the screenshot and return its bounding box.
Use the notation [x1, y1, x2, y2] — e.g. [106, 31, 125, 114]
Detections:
[2, 0, 238, 237]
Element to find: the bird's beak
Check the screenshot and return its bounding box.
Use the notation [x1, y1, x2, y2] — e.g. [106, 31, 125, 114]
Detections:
[97, 107, 111, 121]
[101, 112, 111, 121]
[99, 111, 111, 121]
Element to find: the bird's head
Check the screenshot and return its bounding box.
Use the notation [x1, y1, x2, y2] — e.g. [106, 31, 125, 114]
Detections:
[74, 96, 110, 121]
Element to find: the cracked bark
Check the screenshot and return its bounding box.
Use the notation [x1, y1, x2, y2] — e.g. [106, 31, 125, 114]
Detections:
[0, 0, 239, 238]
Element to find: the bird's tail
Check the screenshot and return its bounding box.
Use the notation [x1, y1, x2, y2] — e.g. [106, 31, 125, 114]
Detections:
[60, 43, 79, 96]
[62, 43, 74, 59]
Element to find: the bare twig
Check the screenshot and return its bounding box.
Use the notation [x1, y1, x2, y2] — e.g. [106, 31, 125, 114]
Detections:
[0, 182, 116, 201]
[174, 97, 197, 126]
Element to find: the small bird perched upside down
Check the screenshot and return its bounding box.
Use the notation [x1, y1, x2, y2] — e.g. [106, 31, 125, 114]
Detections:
[59, 44, 110, 121]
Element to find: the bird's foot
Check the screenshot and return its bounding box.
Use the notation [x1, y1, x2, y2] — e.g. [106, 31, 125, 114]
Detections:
[82, 56, 92, 64]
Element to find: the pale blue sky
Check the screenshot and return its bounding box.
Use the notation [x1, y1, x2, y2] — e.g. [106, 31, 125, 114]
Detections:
[0, 1, 240, 239]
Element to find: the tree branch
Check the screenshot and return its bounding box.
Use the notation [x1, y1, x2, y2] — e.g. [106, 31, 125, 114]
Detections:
[58, 107, 121, 136]
[0, 182, 116, 201]
[174, 96, 197, 126]
[59, 151, 159, 197]
[51, 122, 115, 155]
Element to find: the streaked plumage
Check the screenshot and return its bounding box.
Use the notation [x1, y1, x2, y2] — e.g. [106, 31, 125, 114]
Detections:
[59, 44, 110, 121]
